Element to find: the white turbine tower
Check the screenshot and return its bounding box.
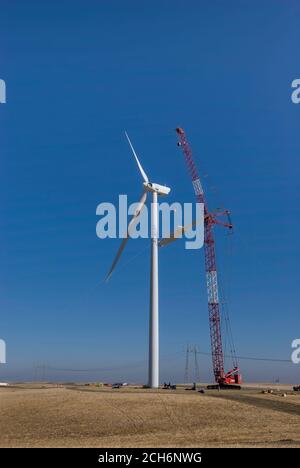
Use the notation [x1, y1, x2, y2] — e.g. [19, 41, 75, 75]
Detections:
[106, 132, 170, 388]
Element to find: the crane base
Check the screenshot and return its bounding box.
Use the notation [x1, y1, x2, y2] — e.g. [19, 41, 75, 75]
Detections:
[207, 383, 241, 390]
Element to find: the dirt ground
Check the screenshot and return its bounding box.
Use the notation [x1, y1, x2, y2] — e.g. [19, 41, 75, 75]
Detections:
[0, 384, 299, 448]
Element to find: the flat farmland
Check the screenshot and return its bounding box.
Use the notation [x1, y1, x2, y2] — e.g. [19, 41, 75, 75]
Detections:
[0, 384, 299, 447]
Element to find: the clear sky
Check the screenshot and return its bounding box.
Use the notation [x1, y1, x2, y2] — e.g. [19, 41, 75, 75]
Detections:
[0, 1, 299, 383]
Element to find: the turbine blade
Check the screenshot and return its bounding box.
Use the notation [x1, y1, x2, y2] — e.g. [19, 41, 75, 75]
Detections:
[158, 220, 197, 247]
[125, 131, 149, 183]
[105, 191, 147, 281]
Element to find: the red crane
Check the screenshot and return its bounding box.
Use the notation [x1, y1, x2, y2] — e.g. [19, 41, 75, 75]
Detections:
[176, 127, 241, 389]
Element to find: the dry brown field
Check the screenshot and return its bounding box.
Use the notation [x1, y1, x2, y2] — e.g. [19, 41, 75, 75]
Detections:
[0, 383, 299, 448]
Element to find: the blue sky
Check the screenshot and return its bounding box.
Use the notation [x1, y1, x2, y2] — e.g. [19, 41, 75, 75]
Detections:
[0, 0, 299, 383]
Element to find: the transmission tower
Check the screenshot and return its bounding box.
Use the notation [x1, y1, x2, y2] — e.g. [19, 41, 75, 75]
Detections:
[184, 345, 200, 383]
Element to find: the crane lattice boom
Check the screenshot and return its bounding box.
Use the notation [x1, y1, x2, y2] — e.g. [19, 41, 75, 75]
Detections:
[176, 127, 241, 387]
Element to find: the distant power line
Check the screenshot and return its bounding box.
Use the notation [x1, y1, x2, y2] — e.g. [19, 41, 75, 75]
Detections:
[45, 361, 147, 373]
[195, 350, 291, 363]
[36, 350, 292, 374]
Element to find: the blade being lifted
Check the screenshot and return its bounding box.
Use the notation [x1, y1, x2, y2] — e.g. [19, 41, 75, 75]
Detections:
[105, 191, 147, 281]
[158, 220, 198, 247]
[125, 131, 149, 183]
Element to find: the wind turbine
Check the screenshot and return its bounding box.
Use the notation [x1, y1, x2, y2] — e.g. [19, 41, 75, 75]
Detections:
[106, 132, 171, 388]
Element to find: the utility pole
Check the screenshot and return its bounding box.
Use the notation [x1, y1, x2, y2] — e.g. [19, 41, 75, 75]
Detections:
[193, 346, 200, 383]
[184, 344, 190, 383]
[185, 344, 200, 384]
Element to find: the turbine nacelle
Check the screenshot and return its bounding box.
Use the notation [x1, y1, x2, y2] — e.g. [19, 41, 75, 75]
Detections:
[143, 182, 171, 196]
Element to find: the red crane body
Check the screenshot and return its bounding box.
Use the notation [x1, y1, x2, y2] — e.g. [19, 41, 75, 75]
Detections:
[176, 127, 241, 388]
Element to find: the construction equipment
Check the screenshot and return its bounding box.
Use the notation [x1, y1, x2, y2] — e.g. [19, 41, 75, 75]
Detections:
[176, 127, 241, 390]
[162, 382, 177, 390]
